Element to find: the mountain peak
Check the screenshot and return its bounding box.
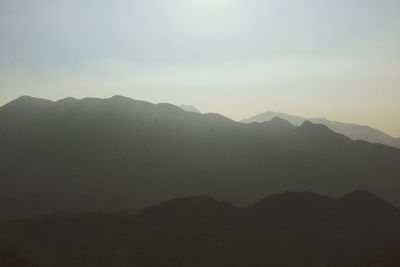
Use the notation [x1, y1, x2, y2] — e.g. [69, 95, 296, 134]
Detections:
[7, 95, 53, 105]
[340, 190, 391, 205]
[300, 120, 315, 127]
[2, 96, 54, 110]
[299, 120, 336, 134]
[180, 105, 201, 113]
[56, 97, 78, 105]
[296, 120, 352, 145]
[107, 95, 137, 103]
[264, 116, 294, 127]
[253, 191, 333, 211]
[242, 111, 306, 125]
[343, 189, 377, 198]
[243, 110, 400, 148]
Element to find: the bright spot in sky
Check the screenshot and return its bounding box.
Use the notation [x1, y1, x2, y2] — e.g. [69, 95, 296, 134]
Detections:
[189, 0, 228, 8]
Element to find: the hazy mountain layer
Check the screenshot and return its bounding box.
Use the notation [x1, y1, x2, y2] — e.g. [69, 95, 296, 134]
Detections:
[0, 96, 400, 221]
[0, 191, 399, 267]
[242, 111, 400, 148]
[179, 104, 201, 113]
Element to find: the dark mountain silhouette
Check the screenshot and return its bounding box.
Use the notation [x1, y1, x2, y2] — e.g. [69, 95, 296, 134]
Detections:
[180, 104, 201, 113]
[242, 111, 400, 148]
[0, 191, 399, 267]
[1, 96, 400, 221]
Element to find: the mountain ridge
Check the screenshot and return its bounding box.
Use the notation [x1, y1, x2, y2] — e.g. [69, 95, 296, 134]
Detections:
[242, 110, 400, 148]
[0, 190, 399, 267]
[0, 96, 399, 222]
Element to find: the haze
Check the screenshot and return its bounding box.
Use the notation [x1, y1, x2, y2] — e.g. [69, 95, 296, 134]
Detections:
[0, 0, 399, 136]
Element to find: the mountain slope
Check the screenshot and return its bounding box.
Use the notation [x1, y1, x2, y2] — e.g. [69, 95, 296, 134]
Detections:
[242, 111, 400, 148]
[0, 96, 400, 221]
[0, 191, 399, 267]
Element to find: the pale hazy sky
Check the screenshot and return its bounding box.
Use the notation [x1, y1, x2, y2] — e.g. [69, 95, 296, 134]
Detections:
[0, 0, 399, 136]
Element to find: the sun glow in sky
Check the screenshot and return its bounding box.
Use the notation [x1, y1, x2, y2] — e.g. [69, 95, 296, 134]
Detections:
[0, 0, 400, 136]
[190, 0, 228, 7]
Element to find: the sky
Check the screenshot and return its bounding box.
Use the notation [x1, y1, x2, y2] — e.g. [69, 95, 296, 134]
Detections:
[0, 0, 399, 136]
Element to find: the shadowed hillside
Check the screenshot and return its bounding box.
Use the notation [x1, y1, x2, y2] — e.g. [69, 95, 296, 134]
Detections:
[0, 191, 399, 267]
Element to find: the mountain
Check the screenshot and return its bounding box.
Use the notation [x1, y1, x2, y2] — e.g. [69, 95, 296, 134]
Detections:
[0, 191, 399, 267]
[179, 104, 201, 113]
[242, 111, 306, 125]
[0, 96, 400, 221]
[242, 111, 400, 148]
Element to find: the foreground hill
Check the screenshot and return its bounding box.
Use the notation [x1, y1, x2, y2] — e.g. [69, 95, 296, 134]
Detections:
[0, 96, 400, 220]
[242, 111, 400, 148]
[0, 248, 33, 267]
[362, 243, 400, 267]
[0, 191, 399, 267]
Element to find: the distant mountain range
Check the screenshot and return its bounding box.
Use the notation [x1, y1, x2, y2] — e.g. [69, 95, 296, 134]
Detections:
[0, 191, 399, 267]
[242, 111, 400, 148]
[0, 96, 400, 222]
[180, 104, 201, 113]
